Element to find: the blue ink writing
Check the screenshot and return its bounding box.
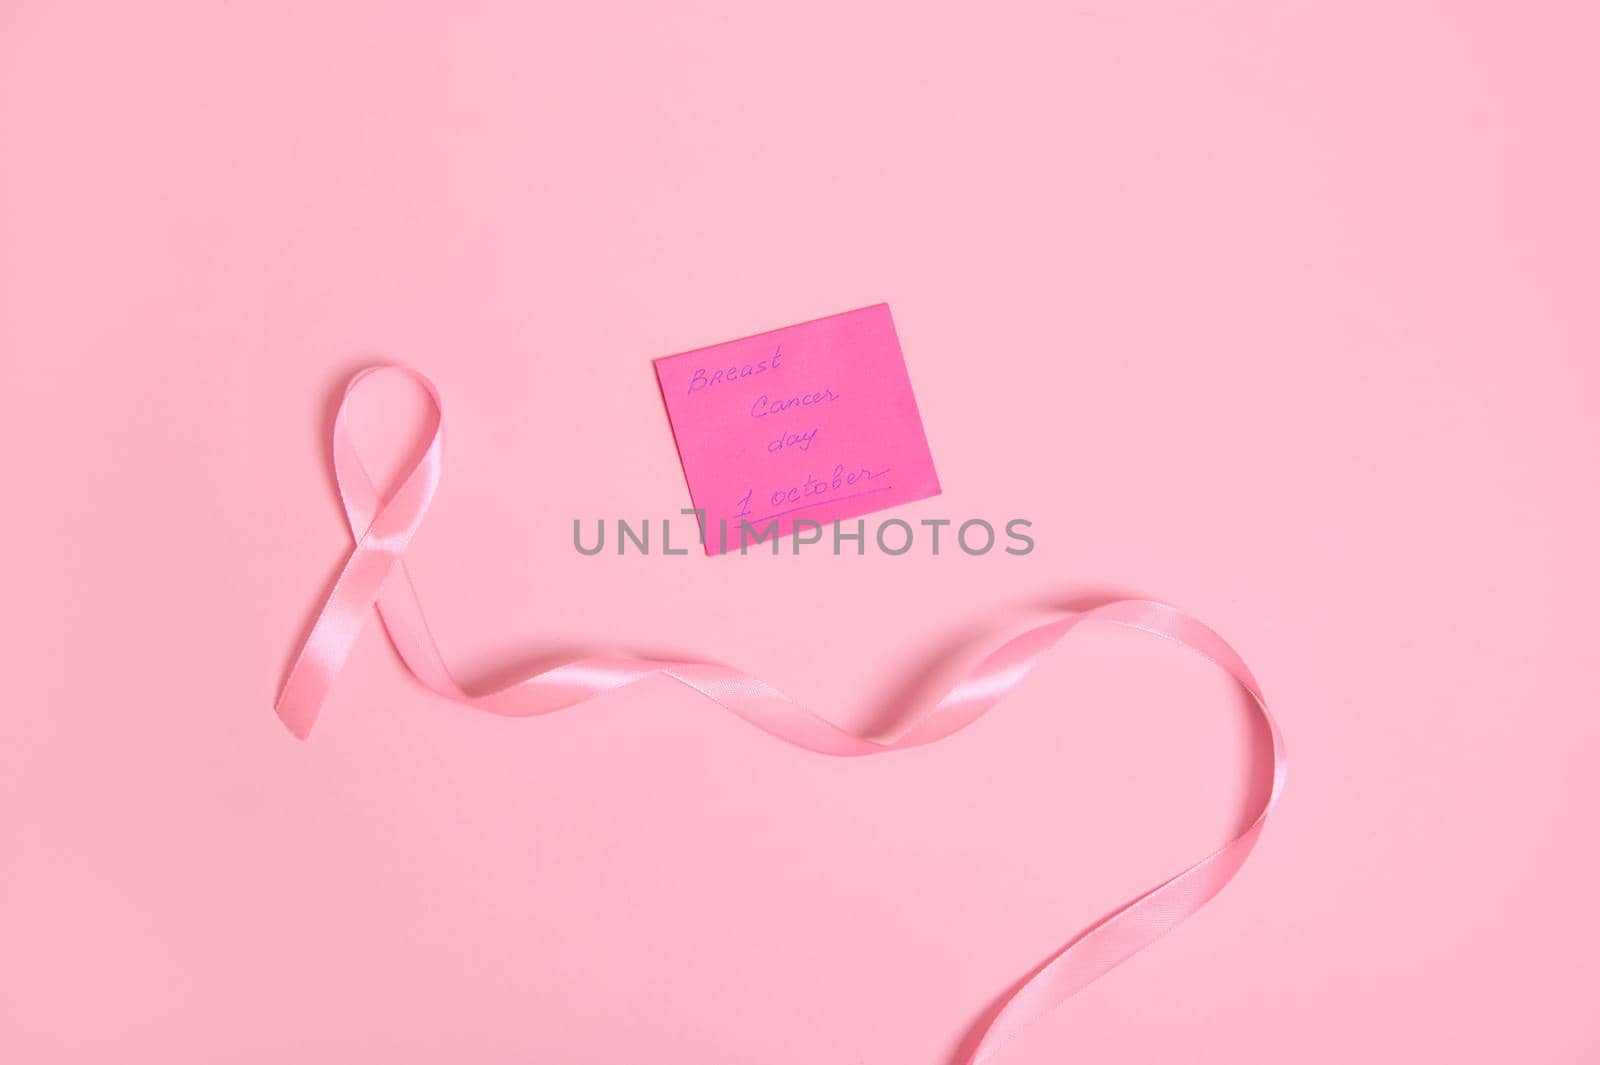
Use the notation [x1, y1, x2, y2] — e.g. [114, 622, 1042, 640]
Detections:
[736, 463, 894, 525]
[749, 388, 838, 418]
[768, 426, 820, 453]
[687, 345, 782, 396]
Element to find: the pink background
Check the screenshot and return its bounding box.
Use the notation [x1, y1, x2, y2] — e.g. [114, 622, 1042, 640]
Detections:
[2, 3, 1597, 1062]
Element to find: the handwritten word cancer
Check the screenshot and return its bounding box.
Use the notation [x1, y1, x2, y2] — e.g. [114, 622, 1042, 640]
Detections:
[749, 387, 839, 419]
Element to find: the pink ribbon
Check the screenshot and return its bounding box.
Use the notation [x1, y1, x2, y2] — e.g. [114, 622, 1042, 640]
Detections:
[279, 365, 1286, 1064]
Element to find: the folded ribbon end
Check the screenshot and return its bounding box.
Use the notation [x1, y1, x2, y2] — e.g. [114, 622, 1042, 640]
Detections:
[274, 664, 325, 740]
[276, 701, 317, 741]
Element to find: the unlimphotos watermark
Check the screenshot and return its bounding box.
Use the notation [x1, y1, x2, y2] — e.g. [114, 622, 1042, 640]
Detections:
[573, 511, 1034, 556]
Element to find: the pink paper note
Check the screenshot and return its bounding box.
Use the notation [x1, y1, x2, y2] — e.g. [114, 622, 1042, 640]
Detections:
[654, 304, 941, 555]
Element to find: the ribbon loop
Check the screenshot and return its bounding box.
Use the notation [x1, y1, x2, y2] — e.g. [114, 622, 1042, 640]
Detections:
[277, 365, 1286, 1064]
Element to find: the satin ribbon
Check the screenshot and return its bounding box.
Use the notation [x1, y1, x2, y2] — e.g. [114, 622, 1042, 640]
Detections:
[278, 365, 1286, 1064]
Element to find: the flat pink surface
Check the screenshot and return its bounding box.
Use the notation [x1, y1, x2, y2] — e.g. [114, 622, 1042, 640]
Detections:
[2, 3, 1597, 1063]
[654, 303, 940, 553]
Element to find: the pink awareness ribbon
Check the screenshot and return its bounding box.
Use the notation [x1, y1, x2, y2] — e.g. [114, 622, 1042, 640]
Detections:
[278, 364, 1287, 1064]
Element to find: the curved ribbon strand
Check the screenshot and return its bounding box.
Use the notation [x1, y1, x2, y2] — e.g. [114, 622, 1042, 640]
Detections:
[277, 365, 1286, 1064]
